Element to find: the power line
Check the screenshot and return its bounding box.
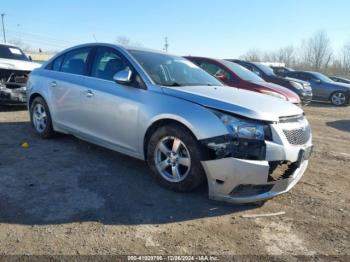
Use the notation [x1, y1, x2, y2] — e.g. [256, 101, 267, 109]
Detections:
[6, 28, 75, 46]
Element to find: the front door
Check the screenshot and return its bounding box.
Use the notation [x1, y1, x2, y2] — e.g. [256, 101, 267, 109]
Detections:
[79, 47, 143, 154]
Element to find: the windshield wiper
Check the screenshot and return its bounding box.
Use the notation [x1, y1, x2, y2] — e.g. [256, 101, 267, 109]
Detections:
[163, 82, 183, 87]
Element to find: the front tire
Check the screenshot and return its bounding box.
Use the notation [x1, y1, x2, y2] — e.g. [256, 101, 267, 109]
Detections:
[147, 124, 206, 192]
[330, 91, 347, 106]
[30, 96, 55, 138]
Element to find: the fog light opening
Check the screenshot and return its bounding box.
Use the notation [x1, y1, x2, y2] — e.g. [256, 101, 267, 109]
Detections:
[215, 179, 225, 185]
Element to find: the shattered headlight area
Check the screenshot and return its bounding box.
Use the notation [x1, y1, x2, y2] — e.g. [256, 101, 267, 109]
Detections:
[202, 110, 272, 161]
[202, 135, 267, 160]
[0, 69, 29, 103]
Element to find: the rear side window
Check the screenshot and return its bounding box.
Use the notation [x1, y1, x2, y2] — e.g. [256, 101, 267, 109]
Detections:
[60, 48, 91, 75]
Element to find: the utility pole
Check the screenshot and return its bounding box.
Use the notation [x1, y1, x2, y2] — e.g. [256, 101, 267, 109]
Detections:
[164, 37, 169, 53]
[1, 13, 6, 43]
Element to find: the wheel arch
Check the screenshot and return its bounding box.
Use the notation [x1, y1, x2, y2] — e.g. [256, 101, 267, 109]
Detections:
[329, 90, 349, 104]
[28, 92, 44, 108]
[143, 118, 199, 160]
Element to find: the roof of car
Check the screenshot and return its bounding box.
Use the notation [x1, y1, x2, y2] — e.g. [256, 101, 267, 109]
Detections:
[0, 43, 21, 49]
[288, 70, 317, 74]
[64, 42, 168, 55]
[186, 56, 225, 63]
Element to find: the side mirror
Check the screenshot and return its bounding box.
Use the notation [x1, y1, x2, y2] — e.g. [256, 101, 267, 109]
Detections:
[113, 68, 133, 84]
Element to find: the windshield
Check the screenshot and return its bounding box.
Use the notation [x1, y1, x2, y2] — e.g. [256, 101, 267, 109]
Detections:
[128, 50, 222, 87]
[221, 60, 265, 82]
[0, 45, 29, 61]
[312, 72, 333, 82]
[253, 63, 276, 76]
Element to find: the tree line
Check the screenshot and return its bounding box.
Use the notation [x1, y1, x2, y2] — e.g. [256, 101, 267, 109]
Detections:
[240, 31, 350, 77]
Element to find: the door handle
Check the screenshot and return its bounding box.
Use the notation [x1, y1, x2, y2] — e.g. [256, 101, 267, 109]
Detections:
[50, 81, 57, 88]
[85, 90, 94, 98]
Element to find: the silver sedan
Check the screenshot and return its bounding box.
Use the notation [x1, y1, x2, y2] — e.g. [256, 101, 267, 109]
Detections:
[27, 43, 312, 204]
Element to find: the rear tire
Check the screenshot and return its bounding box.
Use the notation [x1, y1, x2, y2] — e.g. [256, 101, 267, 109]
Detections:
[30, 96, 56, 138]
[330, 91, 347, 106]
[147, 124, 206, 192]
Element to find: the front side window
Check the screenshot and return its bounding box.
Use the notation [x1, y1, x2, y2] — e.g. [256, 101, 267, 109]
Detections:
[287, 72, 298, 79]
[299, 73, 312, 81]
[52, 55, 64, 71]
[311, 72, 333, 82]
[129, 50, 222, 87]
[91, 48, 129, 81]
[198, 61, 233, 82]
[60, 47, 91, 75]
[0, 45, 29, 61]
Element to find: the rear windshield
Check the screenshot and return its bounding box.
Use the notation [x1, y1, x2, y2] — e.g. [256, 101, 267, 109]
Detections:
[0, 45, 29, 61]
[221, 60, 265, 82]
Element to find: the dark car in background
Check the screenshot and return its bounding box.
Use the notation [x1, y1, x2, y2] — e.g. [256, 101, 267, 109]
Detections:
[271, 66, 294, 77]
[329, 76, 350, 84]
[227, 60, 313, 105]
[286, 71, 350, 106]
[185, 56, 300, 104]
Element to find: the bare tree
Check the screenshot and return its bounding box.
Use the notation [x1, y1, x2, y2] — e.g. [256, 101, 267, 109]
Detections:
[301, 31, 333, 70]
[276, 46, 295, 66]
[260, 46, 295, 66]
[115, 35, 143, 47]
[115, 36, 131, 46]
[240, 49, 262, 61]
[340, 42, 350, 74]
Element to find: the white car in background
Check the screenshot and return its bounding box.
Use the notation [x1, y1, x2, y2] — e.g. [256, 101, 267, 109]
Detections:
[0, 44, 41, 104]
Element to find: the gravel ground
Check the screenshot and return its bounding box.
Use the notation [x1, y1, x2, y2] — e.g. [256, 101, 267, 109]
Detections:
[0, 102, 349, 258]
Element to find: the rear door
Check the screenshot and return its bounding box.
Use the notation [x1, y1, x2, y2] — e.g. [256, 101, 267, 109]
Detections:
[46, 47, 92, 131]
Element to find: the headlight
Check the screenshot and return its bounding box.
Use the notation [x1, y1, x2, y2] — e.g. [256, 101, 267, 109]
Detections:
[214, 111, 265, 140]
[260, 90, 287, 100]
[303, 84, 312, 91]
[202, 110, 269, 160]
[290, 81, 303, 90]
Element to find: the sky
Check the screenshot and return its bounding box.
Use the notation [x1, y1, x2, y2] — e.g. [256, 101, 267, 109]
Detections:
[1, 0, 349, 58]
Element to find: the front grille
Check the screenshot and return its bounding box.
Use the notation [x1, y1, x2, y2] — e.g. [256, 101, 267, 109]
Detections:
[283, 125, 311, 145]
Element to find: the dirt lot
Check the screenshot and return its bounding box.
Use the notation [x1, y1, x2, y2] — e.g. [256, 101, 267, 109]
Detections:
[0, 102, 349, 257]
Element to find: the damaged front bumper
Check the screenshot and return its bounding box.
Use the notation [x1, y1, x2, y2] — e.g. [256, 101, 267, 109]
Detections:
[0, 84, 27, 103]
[0, 68, 29, 103]
[201, 118, 313, 204]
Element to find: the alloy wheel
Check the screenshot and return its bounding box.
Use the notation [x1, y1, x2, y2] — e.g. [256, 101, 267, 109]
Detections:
[331, 92, 346, 106]
[32, 103, 47, 133]
[154, 136, 191, 183]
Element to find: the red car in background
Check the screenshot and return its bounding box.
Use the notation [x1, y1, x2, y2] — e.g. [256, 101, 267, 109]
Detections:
[185, 56, 301, 104]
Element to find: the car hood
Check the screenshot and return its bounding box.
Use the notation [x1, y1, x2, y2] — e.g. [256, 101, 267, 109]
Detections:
[283, 76, 309, 85]
[0, 58, 41, 71]
[162, 85, 303, 122]
[251, 81, 300, 103]
[327, 81, 350, 90]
